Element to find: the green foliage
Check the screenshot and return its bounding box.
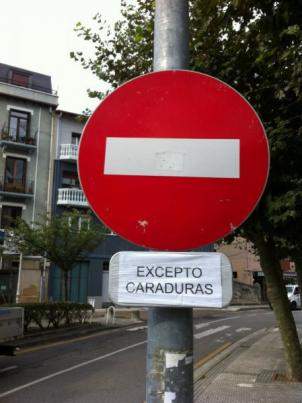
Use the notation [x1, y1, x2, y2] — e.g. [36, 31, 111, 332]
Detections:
[12, 210, 106, 301]
[75, 109, 91, 123]
[70, 0, 154, 92]
[13, 210, 104, 274]
[11, 302, 94, 332]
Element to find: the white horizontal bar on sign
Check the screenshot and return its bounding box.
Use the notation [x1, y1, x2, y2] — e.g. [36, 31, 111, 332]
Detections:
[104, 138, 240, 178]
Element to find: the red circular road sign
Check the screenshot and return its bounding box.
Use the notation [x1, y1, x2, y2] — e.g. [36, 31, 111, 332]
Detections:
[78, 71, 269, 251]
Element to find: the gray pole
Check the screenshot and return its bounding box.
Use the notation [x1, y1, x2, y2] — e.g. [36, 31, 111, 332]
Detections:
[146, 1, 193, 402]
[153, 0, 189, 71]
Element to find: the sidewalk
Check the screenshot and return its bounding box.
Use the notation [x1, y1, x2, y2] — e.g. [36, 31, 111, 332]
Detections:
[194, 326, 302, 402]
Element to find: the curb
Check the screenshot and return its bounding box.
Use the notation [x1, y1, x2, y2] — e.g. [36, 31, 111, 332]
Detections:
[226, 305, 270, 311]
[193, 327, 269, 382]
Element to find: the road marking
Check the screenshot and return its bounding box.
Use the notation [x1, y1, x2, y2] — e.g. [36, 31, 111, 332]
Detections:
[104, 138, 240, 178]
[0, 340, 147, 398]
[235, 327, 252, 333]
[194, 342, 231, 369]
[126, 326, 148, 332]
[247, 314, 256, 317]
[194, 315, 240, 330]
[194, 325, 230, 339]
[0, 366, 18, 374]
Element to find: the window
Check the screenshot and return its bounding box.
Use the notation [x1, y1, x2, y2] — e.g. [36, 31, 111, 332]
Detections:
[62, 170, 79, 188]
[71, 132, 81, 145]
[4, 157, 27, 193]
[1, 206, 22, 228]
[233, 271, 238, 279]
[67, 214, 90, 231]
[8, 110, 30, 142]
[10, 71, 30, 88]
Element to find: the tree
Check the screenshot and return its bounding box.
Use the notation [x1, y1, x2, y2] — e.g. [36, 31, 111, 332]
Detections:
[70, 0, 153, 99]
[71, 0, 302, 380]
[13, 210, 106, 302]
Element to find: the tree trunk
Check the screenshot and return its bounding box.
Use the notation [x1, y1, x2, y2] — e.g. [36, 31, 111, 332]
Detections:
[63, 271, 69, 302]
[254, 234, 302, 381]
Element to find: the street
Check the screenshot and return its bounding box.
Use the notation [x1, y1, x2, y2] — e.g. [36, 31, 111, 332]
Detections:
[1, 309, 301, 403]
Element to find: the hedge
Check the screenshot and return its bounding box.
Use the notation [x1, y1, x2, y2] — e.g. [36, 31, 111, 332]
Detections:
[10, 302, 94, 332]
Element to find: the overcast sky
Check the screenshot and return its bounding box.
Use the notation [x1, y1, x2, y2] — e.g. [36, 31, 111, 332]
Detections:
[0, 0, 122, 113]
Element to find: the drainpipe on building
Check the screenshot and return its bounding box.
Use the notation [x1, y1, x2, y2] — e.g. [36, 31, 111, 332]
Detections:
[15, 252, 23, 303]
[38, 108, 57, 303]
[55, 112, 62, 161]
[47, 107, 57, 217]
[39, 255, 47, 302]
[31, 107, 42, 226]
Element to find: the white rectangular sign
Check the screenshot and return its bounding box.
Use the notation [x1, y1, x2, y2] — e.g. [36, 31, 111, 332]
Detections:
[104, 138, 240, 178]
[109, 252, 233, 308]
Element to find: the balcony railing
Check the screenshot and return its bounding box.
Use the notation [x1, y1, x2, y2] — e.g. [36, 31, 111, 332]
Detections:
[0, 177, 34, 196]
[1, 125, 37, 147]
[59, 144, 78, 160]
[57, 188, 89, 207]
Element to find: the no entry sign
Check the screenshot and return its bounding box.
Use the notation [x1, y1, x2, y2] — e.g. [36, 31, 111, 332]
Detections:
[78, 71, 269, 250]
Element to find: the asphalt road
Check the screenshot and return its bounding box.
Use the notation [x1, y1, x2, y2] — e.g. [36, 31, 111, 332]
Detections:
[1, 309, 301, 403]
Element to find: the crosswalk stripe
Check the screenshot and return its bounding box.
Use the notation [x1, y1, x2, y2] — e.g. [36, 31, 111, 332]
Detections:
[194, 315, 240, 330]
[194, 325, 230, 339]
[126, 326, 148, 332]
[235, 327, 251, 333]
[0, 366, 18, 374]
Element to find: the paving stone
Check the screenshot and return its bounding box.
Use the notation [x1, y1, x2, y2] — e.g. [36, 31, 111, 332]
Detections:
[194, 329, 302, 403]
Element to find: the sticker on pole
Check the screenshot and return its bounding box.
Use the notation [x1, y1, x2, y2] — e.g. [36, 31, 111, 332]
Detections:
[78, 70, 270, 251]
[109, 252, 233, 308]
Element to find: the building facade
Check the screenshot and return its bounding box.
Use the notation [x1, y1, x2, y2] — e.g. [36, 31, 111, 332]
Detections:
[0, 63, 58, 303]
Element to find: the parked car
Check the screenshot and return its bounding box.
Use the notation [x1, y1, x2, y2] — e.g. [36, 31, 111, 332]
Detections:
[286, 284, 300, 310]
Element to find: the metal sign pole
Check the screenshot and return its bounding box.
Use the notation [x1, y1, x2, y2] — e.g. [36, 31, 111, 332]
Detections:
[146, 1, 192, 402]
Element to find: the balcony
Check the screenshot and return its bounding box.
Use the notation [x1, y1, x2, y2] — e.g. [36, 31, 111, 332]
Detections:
[0, 125, 37, 153]
[0, 177, 34, 198]
[57, 188, 89, 207]
[59, 144, 78, 161]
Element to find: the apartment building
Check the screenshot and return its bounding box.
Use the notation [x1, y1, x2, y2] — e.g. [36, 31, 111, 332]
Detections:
[0, 63, 58, 303]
